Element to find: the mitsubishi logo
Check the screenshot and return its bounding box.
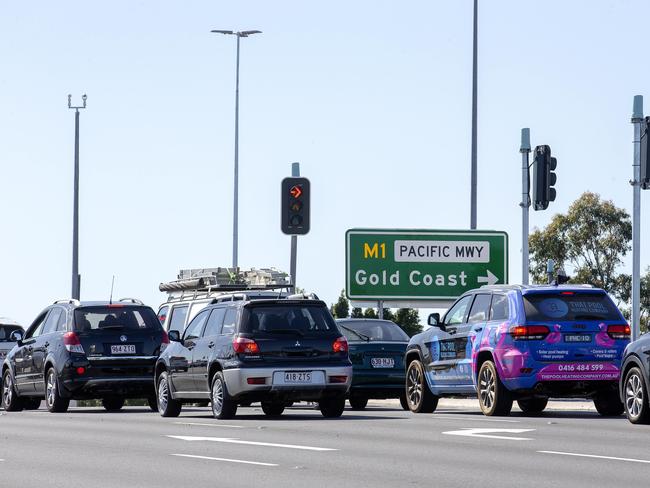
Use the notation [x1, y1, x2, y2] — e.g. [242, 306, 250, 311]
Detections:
[120, 335, 128, 342]
[294, 341, 301, 347]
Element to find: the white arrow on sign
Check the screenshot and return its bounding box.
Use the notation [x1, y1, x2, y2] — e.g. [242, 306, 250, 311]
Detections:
[442, 428, 535, 441]
[477, 270, 499, 286]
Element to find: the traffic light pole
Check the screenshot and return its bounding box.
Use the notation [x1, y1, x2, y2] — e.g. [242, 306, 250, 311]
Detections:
[290, 162, 299, 292]
[631, 95, 643, 342]
[69, 94, 87, 300]
[520, 128, 531, 285]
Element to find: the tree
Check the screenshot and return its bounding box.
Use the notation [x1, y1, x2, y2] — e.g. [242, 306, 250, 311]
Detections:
[382, 308, 395, 321]
[350, 307, 363, 318]
[363, 308, 377, 319]
[394, 308, 422, 337]
[330, 290, 349, 318]
[529, 192, 631, 300]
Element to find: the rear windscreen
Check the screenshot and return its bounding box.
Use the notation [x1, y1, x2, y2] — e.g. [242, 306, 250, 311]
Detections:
[339, 320, 410, 341]
[524, 293, 622, 322]
[74, 306, 160, 332]
[0, 325, 22, 342]
[241, 304, 338, 337]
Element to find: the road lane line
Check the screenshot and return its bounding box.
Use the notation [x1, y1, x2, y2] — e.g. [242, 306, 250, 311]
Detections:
[166, 435, 337, 451]
[174, 422, 244, 429]
[443, 428, 535, 441]
[538, 451, 650, 464]
[434, 414, 521, 423]
[171, 454, 278, 467]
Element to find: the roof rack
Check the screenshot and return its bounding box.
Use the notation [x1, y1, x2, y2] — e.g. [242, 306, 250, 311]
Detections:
[118, 298, 144, 305]
[53, 299, 81, 306]
[479, 283, 596, 291]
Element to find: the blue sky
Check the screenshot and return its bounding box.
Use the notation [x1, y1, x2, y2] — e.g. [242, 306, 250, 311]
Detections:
[2, 0, 649, 325]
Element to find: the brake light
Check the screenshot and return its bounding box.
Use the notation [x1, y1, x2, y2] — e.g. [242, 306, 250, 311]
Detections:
[107, 304, 125, 308]
[561, 291, 575, 295]
[247, 377, 266, 385]
[76, 367, 86, 375]
[233, 337, 260, 354]
[160, 330, 170, 352]
[509, 325, 549, 340]
[333, 336, 348, 353]
[329, 375, 348, 383]
[607, 324, 631, 340]
[63, 332, 85, 354]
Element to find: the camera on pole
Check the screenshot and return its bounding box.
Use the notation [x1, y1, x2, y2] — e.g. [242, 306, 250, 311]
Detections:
[640, 117, 650, 189]
[532, 145, 557, 211]
[281, 177, 310, 235]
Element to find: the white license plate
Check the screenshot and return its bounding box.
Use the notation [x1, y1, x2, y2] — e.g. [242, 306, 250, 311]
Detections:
[111, 344, 136, 354]
[371, 357, 395, 368]
[284, 371, 312, 383]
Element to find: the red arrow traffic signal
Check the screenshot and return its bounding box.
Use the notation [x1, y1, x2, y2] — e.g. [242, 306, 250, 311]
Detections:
[290, 185, 302, 199]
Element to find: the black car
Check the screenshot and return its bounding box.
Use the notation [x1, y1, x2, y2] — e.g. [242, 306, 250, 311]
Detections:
[155, 298, 353, 419]
[1, 299, 168, 413]
[620, 332, 650, 424]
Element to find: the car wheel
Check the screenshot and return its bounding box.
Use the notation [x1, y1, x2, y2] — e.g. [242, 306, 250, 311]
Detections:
[348, 396, 368, 410]
[624, 367, 650, 424]
[406, 359, 438, 413]
[517, 397, 548, 414]
[477, 360, 512, 416]
[593, 389, 624, 416]
[45, 368, 69, 413]
[22, 397, 42, 410]
[211, 372, 237, 419]
[261, 402, 285, 417]
[102, 397, 125, 412]
[319, 395, 346, 418]
[157, 372, 182, 417]
[2, 370, 23, 412]
[147, 395, 159, 412]
[399, 392, 409, 411]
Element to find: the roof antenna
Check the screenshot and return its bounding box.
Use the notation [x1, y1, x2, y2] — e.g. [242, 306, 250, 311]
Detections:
[109, 275, 115, 304]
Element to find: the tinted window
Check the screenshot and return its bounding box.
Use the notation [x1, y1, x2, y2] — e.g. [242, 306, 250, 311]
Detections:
[56, 310, 68, 331]
[444, 296, 473, 325]
[221, 308, 237, 336]
[184, 310, 209, 340]
[0, 325, 22, 342]
[26, 313, 48, 339]
[74, 306, 160, 332]
[241, 304, 337, 337]
[338, 320, 409, 341]
[523, 293, 622, 322]
[490, 294, 509, 321]
[158, 306, 169, 326]
[467, 294, 491, 324]
[204, 308, 226, 337]
[168, 305, 189, 333]
[42, 308, 63, 335]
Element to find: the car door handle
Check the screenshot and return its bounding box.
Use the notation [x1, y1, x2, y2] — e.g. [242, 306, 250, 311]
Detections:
[208, 342, 215, 348]
[473, 327, 483, 333]
[44, 342, 50, 348]
[446, 328, 457, 335]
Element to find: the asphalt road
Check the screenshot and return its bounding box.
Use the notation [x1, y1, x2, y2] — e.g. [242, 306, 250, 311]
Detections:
[1, 399, 649, 488]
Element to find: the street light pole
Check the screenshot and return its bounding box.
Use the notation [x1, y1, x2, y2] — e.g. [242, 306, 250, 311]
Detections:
[470, 0, 478, 230]
[68, 94, 87, 300]
[631, 95, 643, 342]
[211, 29, 262, 270]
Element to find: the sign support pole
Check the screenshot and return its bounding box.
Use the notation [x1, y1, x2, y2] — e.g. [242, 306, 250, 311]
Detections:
[378, 300, 384, 319]
[631, 96, 643, 342]
[290, 162, 300, 293]
[520, 128, 531, 285]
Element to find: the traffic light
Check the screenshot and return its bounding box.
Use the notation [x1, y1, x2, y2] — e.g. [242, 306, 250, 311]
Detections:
[532, 145, 557, 211]
[281, 177, 310, 235]
[640, 118, 650, 190]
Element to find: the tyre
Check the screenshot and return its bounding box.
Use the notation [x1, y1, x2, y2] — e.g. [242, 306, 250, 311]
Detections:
[399, 392, 409, 411]
[45, 368, 69, 413]
[261, 402, 285, 417]
[147, 395, 158, 412]
[593, 389, 624, 416]
[624, 367, 650, 424]
[406, 359, 438, 413]
[477, 360, 513, 416]
[22, 397, 42, 410]
[2, 370, 23, 412]
[157, 372, 182, 417]
[211, 372, 237, 419]
[348, 396, 368, 410]
[239, 401, 252, 407]
[517, 397, 548, 414]
[102, 397, 125, 412]
[320, 395, 346, 418]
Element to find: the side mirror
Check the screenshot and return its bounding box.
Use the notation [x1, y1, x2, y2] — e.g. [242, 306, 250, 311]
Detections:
[168, 330, 181, 342]
[10, 330, 24, 345]
[427, 313, 440, 326]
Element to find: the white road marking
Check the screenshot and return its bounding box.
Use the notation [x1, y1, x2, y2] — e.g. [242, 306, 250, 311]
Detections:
[166, 435, 337, 451]
[434, 414, 521, 423]
[174, 422, 244, 429]
[171, 454, 278, 467]
[442, 428, 535, 441]
[538, 451, 650, 464]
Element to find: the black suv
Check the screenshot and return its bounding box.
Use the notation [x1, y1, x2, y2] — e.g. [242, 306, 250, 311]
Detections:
[155, 298, 352, 419]
[1, 299, 168, 413]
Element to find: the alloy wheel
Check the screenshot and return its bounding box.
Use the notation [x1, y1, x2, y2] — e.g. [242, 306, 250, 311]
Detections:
[407, 365, 422, 407]
[212, 378, 224, 416]
[46, 371, 56, 409]
[626, 372, 644, 419]
[479, 366, 495, 410]
[158, 377, 169, 412]
[2, 374, 12, 406]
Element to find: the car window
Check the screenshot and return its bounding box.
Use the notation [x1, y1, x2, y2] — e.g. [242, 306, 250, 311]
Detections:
[241, 304, 337, 337]
[0, 325, 23, 342]
[73, 306, 160, 332]
[183, 310, 209, 340]
[56, 310, 68, 331]
[42, 308, 63, 335]
[444, 296, 473, 325]
[157, 306, 169, 326]
[490, 294, 509, 321]
[338, 320, 409, 341]
[168, 305, 189, 334]
[203, 308, 226, 337]
[221, 308, 238, 336]
[467, 294, 491, 324]
[25, 312, 48, 339]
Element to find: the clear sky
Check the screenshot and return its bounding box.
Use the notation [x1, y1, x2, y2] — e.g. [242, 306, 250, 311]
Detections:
[2, 0, 650, 325]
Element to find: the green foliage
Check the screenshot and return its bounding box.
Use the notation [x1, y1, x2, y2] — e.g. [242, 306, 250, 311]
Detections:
[363, 308, 377, 319]
[350, 307, 363, 318]
[382, 308, 395, 321]
[331, 290, 349, 318]
[393, 308, 422, 337]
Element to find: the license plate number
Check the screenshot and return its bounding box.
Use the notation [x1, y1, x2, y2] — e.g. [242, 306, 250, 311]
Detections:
[564, 334, 591, 343]
[371, 357, 395, 368]
[284, 371, 312, 383]
[111, 344, 136, 354]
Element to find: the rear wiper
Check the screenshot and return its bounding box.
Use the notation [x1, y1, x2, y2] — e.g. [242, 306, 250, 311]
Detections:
[99, 324, 125, 330]
[267, 329, 304, 337]
[340, 325, 370, 342]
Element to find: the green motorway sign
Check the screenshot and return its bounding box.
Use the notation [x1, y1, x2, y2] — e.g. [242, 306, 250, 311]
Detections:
[346, 229, 509, 301]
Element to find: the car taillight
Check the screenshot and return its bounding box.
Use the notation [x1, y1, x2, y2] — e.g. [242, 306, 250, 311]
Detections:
[509, 325, 549, 340]
[607, 324, 631, 340]
[333, 336, 348, 353]
[233, 337, 260, 354]
[160, 330, 170, 352]
[63, 332, 85, 354]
